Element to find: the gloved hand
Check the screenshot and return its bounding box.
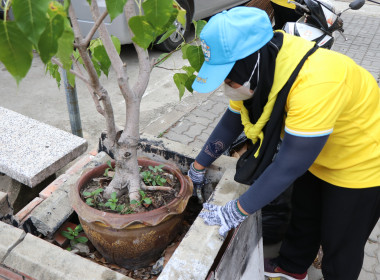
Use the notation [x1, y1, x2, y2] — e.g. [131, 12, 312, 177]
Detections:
[188, 162, 206, 203]
[199, 199, 248, 237]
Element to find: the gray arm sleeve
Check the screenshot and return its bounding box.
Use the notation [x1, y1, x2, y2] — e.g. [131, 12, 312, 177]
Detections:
[238, 132, 329, 214]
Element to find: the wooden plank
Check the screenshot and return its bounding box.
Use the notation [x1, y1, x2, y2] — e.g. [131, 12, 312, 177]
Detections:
[213, 211, 264, 280]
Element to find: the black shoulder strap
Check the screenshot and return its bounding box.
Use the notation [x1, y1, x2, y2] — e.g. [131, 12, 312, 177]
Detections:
[280, 44, 319, 97]
[234, 44, 319, 185]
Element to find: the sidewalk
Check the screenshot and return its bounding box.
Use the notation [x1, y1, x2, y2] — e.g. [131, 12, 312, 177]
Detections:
[145, 1, 380, 279]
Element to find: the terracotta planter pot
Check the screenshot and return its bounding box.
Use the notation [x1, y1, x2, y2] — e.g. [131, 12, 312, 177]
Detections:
[70, 158, 193, 269]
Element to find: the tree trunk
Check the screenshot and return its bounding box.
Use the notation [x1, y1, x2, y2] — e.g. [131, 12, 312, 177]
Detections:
[103, 96, 142, 203]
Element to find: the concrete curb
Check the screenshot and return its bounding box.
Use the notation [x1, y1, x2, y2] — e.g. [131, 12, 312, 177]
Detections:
[0, 222, 130, 280]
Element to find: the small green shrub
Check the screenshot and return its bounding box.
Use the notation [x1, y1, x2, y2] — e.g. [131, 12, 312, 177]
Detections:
[61, 224, 88, 251]
[141, 165, 167, 186]
[82, 188, 104, 206]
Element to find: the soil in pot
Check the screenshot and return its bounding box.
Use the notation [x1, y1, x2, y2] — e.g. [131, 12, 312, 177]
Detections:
[80, 163, 181, 215]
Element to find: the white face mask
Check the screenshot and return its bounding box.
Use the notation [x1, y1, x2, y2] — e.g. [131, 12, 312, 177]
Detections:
[223, 82, 253, 101]
[223, 52, 260, 101]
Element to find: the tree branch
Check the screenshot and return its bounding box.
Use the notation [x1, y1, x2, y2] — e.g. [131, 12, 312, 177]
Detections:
[141, 184, 175, 192]
[71, 57, 105, 116]
[68, 3, 117, 142]
[124, 1, 153, 99]
[83, 10, 109, 46]
[51, 57, 90, 85]
[90, 0, 131, 102]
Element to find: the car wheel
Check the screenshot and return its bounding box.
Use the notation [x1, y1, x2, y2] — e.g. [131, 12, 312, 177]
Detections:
[154, 0, 192, 52]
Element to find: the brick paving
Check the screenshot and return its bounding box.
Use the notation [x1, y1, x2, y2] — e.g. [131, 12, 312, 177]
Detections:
[160, 3, 380, 279]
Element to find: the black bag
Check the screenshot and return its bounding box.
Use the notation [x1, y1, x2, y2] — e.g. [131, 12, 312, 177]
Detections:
[234, 45, 319, 185]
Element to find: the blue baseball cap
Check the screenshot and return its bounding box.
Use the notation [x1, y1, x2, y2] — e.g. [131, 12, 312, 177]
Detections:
[192, 7, 273, 94]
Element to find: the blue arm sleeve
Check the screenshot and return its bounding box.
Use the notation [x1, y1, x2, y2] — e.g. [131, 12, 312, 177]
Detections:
[238, 132, 329, 214]
[195, 109, 244, 167]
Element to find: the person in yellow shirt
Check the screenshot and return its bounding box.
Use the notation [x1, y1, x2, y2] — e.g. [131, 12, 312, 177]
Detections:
[188, 7, 380, 280]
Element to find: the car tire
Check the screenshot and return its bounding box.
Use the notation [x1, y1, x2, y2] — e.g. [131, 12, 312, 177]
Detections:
[154, 0, 192, 52]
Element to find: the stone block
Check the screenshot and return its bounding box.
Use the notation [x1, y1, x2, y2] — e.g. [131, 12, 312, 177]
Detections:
[0, 192, 12, 220]
[158, 167, 262, 280]
[3, 233, 130, 280]
[21, 152, 111, 238]
[0, 107, 88, 187]
[0, 173, 55, 214]
[0, 265, 24, 280]
[0, 222, 25, 262]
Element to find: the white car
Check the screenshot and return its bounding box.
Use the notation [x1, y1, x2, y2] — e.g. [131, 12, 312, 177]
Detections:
[72, 0, 248, 51]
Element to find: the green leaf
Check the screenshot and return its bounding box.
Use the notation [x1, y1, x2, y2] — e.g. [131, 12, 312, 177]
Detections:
[194, 20, 207, 39]
[186, 45, 204, 72]
[156, 8, 178, 37]
[0, 21, 33, 85]
[12, 0, 50, 47]
[155, 52, 170, 66]
[85, 198, 94, 205]
[46, 61, 61, 88]
[93, 188, 104, 195]
[128, 16, 155, 49]
[155, 24, 176, 45]
[71, 239, 79, 245]
[139, 190, 146, 197]
[130, 200, 138, 205]
[61, 231, 74, 239]
[75, 224, 83, 232]
[105, 0, 127, 21]
[181, 44, 190, 59]
[56, 18, 74, 71]
[111, 192, 117, 200]
[173, 73, 187, 100]
[91, 56, 102, 77]
[143, 197, 152, 205]
[76, 236, 88, 243]
[106, 160, 113, 169]
[143, 0, 174, 30]
[83, 191, 92, 197]
[184, 74, 196, 93]
[116, 205, 124, 212]
[176, 7, 186, 27]
[64, 0, 71, 12]
[67, 71, 76, 88]
[182, 65, 195, 76]
[111, 35, 121, 55]
[38, 14, 65, 64]
[90, 39, 113, 77]
[110, 204, 116, 210]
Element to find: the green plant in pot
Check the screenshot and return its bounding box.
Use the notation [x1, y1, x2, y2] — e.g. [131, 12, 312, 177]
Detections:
[0, 0, 207, 269]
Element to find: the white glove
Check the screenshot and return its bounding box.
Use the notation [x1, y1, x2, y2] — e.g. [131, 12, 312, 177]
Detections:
[199, 199, 248, 237]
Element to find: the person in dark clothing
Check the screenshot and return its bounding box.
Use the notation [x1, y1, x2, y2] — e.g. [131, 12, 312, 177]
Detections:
[188, 7, 380, 280]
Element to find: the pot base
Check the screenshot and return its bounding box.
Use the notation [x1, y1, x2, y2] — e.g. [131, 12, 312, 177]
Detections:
[80, 214, 183, 269]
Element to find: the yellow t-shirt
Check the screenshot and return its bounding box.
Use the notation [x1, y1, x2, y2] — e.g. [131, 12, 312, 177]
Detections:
[271, 0, 296, 9]
[230, 37, 380, 189]
[285, 48, 380, 188]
